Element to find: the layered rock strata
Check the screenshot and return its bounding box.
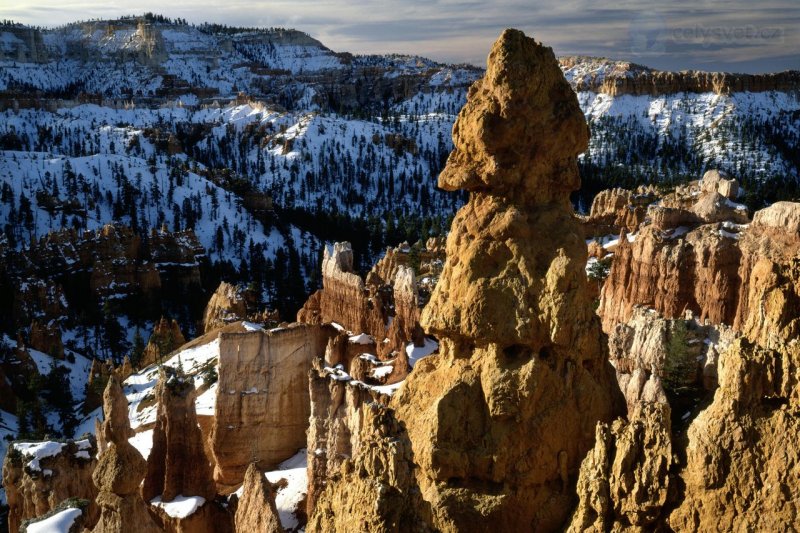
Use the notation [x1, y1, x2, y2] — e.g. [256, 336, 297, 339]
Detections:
[599, 191, 800, 347]
[561, 56, 800, 95]
[299, 240, 433, 362]
[209, 324, 330, 490]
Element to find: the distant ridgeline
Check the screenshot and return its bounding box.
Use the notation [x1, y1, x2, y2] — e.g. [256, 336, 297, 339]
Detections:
[0, 15, 797, 331]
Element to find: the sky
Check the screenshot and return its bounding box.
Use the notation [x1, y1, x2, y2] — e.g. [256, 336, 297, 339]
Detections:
[1, 0, 798, 73]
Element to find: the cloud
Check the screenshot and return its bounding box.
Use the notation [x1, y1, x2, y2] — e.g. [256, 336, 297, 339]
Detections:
[1, 0, 797, 72]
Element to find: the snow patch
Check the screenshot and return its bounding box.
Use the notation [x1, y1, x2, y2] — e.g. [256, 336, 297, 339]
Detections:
[150, 494, 205, 518]
[13, 441, 65, 472]
[26, 507, 83, 533]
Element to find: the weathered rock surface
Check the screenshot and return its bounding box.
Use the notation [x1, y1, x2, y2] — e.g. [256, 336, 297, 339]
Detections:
[3, 438, 98, 533]
[669, 338, 800, 530]
[142, 367, 216, 503]
[203, 283, 248, 334]
[599, 198, 800, 347]
[202, 282, 277, 334]
[210, 324, 330, 489]
[394, 29, 619, 531]
[306, 370, 430, 532]
[91, 376, 161, 533]
[568, 397, 672, 532]
[234, 463, 284, 533]
[609, 307, 738, 408]
[298, 240, 434, 361]
[580, 187, 655, 239]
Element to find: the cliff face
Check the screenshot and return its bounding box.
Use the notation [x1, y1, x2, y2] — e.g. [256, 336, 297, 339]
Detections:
[210, 325, 330, 490]
[579, 165, 800, 528]
[390, 29, 620, 531]
[3, 437, 98, 533]
[560, 56, 800, 96]
[598, 179, 800, 348]
[568, 400, 671, 532]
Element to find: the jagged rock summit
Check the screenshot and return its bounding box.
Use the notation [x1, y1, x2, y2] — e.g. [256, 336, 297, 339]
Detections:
[393, 29, 620, 531]
[438, 29, 589, 204]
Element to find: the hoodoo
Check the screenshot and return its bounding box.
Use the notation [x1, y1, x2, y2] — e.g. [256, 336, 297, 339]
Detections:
[392, 28, 621, 531]
[91, 377, 161, 533]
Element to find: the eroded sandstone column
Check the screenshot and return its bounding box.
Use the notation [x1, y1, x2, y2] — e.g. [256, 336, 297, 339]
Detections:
[92, 377, 161, 533]
[392, 28, 620, 531]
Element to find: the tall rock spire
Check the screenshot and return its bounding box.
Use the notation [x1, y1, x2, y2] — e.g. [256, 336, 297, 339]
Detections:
[394, 29, 621, 531]
[91, 377, 161, 533]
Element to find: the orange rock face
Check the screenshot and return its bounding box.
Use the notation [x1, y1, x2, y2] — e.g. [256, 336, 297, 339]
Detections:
[599, 200, 800, 347]
[390, 29, 620, 531]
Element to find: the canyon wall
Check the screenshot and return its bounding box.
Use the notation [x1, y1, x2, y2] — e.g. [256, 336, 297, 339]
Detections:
[210, 324, 330, 490]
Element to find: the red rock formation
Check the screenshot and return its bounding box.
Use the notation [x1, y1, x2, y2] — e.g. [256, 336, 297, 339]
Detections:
[308, 29, 621, 532]
[306, 366, 426, 531]
[209, 325, 330, 490]
[3, 437, 99, 532]
[318, 243, 371, 333]
[599, 199, 800, 347]
[580, 187, 655, 239]
[299, 240, 431, 361]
